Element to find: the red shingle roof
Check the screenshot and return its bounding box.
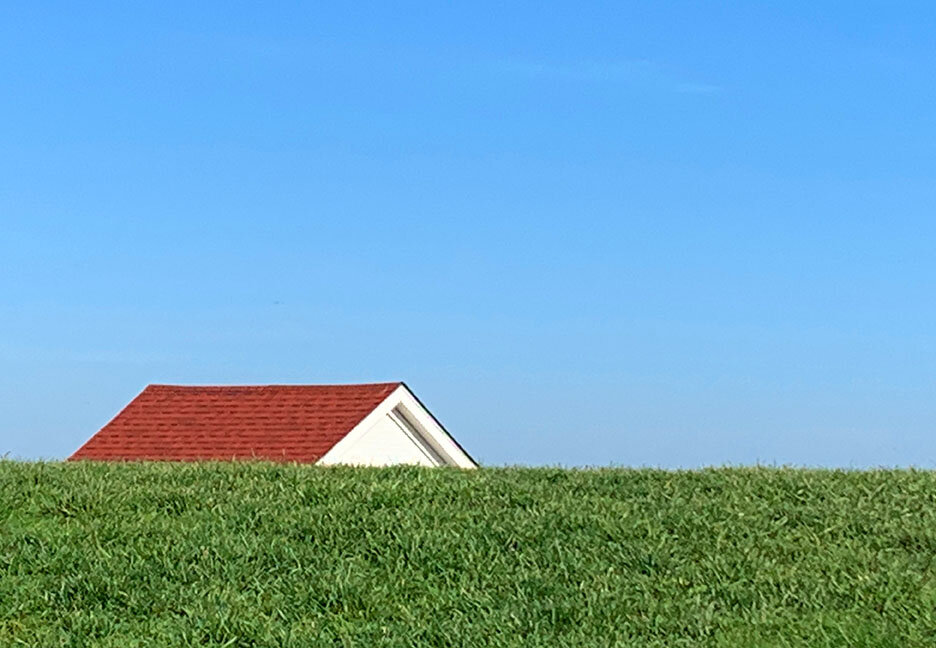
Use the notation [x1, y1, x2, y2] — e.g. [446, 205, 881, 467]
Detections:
[69, 383, 402, 463]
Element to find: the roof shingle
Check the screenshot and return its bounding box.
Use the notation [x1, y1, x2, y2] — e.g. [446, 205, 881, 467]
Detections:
[69, 383, 401, 463]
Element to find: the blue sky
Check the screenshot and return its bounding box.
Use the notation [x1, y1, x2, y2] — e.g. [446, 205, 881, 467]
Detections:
[2, 3, 935, 466]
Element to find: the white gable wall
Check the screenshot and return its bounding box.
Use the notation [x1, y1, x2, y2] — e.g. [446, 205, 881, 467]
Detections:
[317, 384, 477, 468]
[324, 410, 438, 467]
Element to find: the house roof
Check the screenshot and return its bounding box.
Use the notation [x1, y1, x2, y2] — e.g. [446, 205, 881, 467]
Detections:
[69, 383, 402, 463]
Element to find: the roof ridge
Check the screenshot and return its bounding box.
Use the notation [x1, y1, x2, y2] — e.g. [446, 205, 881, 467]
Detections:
[146, 382, 402, 388]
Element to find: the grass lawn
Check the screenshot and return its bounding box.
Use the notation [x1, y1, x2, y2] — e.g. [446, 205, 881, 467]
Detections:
[2, 462, 936, 646]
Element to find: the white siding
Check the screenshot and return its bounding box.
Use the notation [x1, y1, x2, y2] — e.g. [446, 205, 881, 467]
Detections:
[317, 384, 477, 468]
[324, 411, 439, 467]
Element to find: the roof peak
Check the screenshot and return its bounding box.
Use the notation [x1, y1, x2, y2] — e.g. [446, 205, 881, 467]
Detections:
[145, 382, 403, 390]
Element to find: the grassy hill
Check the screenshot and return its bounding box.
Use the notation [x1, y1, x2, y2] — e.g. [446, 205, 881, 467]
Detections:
[2, 462, 936, 647]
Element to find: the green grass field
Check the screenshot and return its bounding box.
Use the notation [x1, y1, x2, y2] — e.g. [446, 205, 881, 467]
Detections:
[2, 462, 936, 646]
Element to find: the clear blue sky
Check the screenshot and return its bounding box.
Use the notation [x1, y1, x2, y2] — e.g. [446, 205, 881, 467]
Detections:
[2, 3, 935, 467]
